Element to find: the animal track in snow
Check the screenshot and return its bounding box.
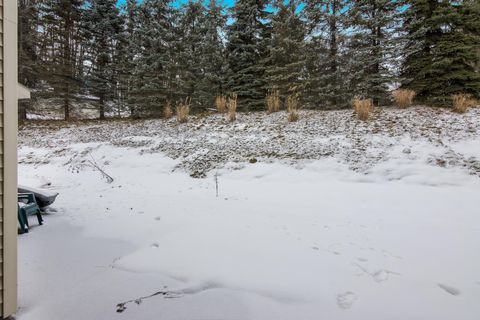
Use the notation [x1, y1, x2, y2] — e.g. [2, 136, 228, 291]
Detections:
[326, 243, 343, 255]
[438, 284, 461, 296]
[354, 263, 400, 283]
[372, 270, 390, 282]
[336, 291, 357, 309]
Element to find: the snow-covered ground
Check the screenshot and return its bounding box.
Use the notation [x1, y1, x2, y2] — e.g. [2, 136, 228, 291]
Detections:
[17, 107, 480, 320]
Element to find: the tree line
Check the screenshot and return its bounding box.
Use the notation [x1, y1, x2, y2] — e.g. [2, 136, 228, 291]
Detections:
[19, 0, 480, 120]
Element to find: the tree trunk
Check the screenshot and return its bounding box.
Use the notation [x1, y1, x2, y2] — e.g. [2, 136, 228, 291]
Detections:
[64, 96, 70, 120]
[64, 11, 72, 121]
[99, 95, 105, 120]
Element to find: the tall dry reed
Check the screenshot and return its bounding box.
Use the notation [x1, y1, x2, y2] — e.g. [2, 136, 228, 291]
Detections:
[215, 95, 227, 113]
[176, 97, 191, 123]
[392, 89, 416, 108]
[266, 88, 281, 114]
[451, 93, 477, 113]
[353, 97, 373, 121]
[227, 93, 238, 122]
[164, 100, 173, 119]
[286, 93, 299, 122]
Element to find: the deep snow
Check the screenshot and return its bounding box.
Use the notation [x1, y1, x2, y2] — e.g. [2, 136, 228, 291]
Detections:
[17, 108, 480, 320]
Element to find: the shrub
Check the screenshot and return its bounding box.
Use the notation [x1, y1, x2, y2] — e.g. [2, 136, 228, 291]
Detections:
[227, 93, 238, 122]
[286, 93, 299, 122]
[353, 97, 373, 121]
[215, 95, 227, 113]
[176, 98, 191, 123]
[164, 100, 173, 119]
[266, 88, 281, 114]
[392, 89, 416, 108]
[451, 93, 477, 113]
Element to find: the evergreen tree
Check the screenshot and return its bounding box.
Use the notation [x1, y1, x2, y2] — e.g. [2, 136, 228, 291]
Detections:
[463, 0, 480, 75]
[347, 0, 400, 105]
[175, 1, 208, 109]
[118, 0, 139, 117]
[400, 0, 480, 105]
[304, 0, 350, 108]
[85, 0, 123, 119]
[19, 0, 40, 88]
[39, 0, 86, 119]
[196, 0, 228, 108]
[19, 0, 40, 120]
[130, 0, 175, 115]
[227, 0, 271, 110]
[264, 0, 306, 100]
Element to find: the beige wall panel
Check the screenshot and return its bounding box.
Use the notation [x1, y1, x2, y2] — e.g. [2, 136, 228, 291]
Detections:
[2, 0, 17, 317]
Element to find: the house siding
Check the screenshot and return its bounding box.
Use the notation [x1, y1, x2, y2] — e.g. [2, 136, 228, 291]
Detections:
[0, 0, 5, 314]
[1, 0, 18, 318]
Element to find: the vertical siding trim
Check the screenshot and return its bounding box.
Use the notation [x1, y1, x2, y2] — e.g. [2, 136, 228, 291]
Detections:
[2, 0, 17, 317]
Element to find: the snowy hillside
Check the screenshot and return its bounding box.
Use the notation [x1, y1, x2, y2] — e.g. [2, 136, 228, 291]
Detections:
[17, 107, 480, 320]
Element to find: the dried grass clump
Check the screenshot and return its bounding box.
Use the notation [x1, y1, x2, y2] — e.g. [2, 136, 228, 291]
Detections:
[176, 97, 191, 123]
[392, 89, 416, 108]
[266, 88, 281, 114]
[227, 93, 238, 122]
[215, 95, 227, 113]
[451, 93, 477, 113]
[164, 100, 173, 119]
[286, 93, 299, 122]
[353, 97, 373, 121]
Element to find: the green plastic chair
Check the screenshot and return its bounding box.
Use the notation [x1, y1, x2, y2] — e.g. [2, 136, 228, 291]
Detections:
[18, 193, 43, 234]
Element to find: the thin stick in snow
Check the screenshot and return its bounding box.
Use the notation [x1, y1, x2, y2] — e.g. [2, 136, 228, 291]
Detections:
[88, 153, 114, 183]
[116, 290, 181, 313]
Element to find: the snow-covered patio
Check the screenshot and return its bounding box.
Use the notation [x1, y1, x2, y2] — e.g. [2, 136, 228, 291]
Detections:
[17, 108, 480, 320]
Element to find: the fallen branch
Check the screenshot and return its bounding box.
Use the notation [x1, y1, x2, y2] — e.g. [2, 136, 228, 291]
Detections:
[116, 290, 182, 313]
[116, 282, 219, 313]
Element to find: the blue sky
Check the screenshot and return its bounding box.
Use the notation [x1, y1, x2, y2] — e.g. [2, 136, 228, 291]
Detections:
[117, 0, 235, 7]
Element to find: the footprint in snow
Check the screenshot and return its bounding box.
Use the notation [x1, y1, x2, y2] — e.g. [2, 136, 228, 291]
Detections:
[438, 284, 461, 296]
[372, 270, 390, 283]
[337, 291, 357, 309]
[354, 263, 399, 282]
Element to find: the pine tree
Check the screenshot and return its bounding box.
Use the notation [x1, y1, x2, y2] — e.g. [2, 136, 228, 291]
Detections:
[227, 0, 271, 110]
[400, 0, 480, 105]
[264, 0, 306, 100]
[347, 0, 400, 105]
[196, 0, 228, 108]
[19, 0, 40, 120]
[130, 0, 175, 116]
[118, 0, 139, 117]
[304, 0, 350, 108]
[84, 0, 123, 119]
[463, 0, 480, 75]
[175, 1, 208, 109]
[19, 0, 40, 88]
[39, 0, 86, 119]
